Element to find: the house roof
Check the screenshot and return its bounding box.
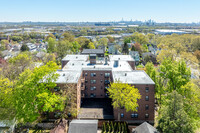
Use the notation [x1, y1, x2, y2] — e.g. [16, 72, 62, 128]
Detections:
[82, 49, 104, 54]
[132, 122, 159, 133]
[68, 120, 98, 133]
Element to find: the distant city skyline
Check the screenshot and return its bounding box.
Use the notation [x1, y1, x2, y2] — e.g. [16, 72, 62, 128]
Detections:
[0, 0, 200, 23]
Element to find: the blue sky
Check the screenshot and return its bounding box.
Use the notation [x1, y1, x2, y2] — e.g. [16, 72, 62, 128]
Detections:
[0, 0, 200, 23]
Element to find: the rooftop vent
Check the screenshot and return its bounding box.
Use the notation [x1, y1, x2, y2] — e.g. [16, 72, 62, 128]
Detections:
[125, 73, 127, 76]
[63, 73, 65, 76]
[118, 58, 120, 60]
[76, 56, 78, 59]
[82, 63, 84, 65]
[72, 63, 74, 66]
[94, 66, 96, 68]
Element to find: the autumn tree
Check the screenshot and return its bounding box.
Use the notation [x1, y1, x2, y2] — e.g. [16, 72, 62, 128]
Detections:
[107, 35, 115, 43]
[194, 50, 200, 61]
[134, 42, 142, 54]
[108, 81, 141, 120]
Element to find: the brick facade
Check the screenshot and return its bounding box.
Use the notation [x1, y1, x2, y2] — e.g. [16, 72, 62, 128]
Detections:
[113, 84, 155, 124]
[81, 70, 113, 98]
[57, 55, 155, 124]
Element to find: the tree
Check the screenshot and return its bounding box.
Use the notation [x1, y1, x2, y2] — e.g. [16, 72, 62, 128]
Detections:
[0, 77, 15, 120]
[71, 41, 81, 53]
[3, 52, 33, 81]
[108, 81, 141, 120]
[122, 42, 129, 54]
[56, 40, 72, 62]
[194, 50, 200, 61]
[58, 84, 78, 119]
[134, 42, 142, 54]
[20, 44, 29, 52]
[131, 45, 135, 51]
[107, 35, 115, 43]
[11, 36, 23, 42]
[191, 36, 200, 51]
[141, 44, 148, 52]
[0, 40, 9, 50]
[62, 32, 75, 42]
[131, 32, 148, 45]
[146, 58, 200, 129]
[47, 37, 57, 53]
[147, 33, 155, 42]
[159, 58, 191, 92]
[45, 33, 56, 41]
[88, 42, 95, 49]
[124, 37, 131, 44]
[157, 91, 194, 133]
[98, 38, 108, 47]
[75, 37, 91, 49]
[3, 62, 64, 124]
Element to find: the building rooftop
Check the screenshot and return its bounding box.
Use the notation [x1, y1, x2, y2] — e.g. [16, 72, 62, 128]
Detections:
[63, 59, 133, 72]
[112, 71, 155, 84]
[57, 55, 154, 85]
[82, 49, 104, 54]
[62, 55, 89, 61]
[109, 55, 135, 61]
[132, 122, 159, 133]
[55, 70, 81, 83]
[68, 120, 98, 133]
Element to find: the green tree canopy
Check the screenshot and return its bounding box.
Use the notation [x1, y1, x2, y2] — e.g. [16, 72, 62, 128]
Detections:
[62, 32, 75, 42]
[108, 81, 141, 112]
[0, 62, 65, 124]
[20, 44, 30, 52]
[157, 91, 194, 133]
[47, 37, 57, 53]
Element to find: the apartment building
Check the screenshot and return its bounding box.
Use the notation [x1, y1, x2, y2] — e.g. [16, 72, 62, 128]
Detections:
[55, 54, 155, 124]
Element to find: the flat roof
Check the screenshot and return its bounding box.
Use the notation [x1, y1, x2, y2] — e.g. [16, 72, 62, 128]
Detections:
[55, 70, 81, 83]
[109, 55, 135, 61]
[112, 70, 155, 84]
[70, 120, 98, 124]
[63, 59, 132, 72]
[82, 49, 104, 54]
[58, 55, 155, 85]
[68, 120, 98, 133]
[62, 55, 88, 61]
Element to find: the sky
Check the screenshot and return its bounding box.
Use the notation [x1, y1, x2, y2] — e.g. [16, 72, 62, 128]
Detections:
[0, 0, 200, 23]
